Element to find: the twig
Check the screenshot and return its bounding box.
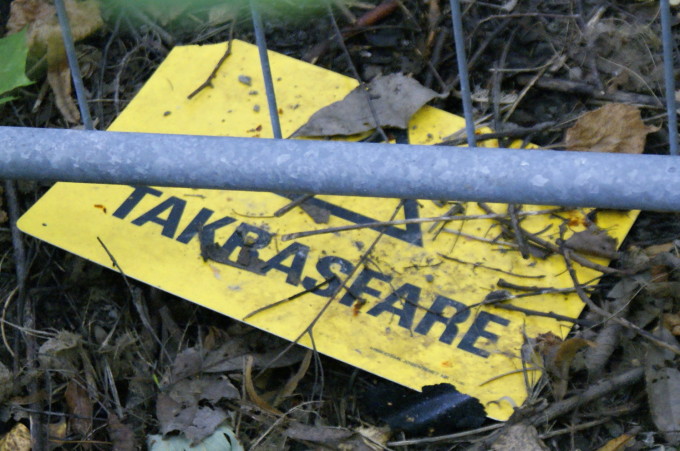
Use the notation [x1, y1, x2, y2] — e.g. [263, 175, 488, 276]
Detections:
[437, 121, 561, 146]
[493, 304, 595, 326]
[387, 423, 504, 446]
[281, 208, 561, 241]
[479, 203, 624, 275]
[97, 237, 171, 362]
[441, 228, 519, 248]
[187, 20, 236, 99]
[5, 181, 46, 450]
[258, 201, 404, 376]
[509, 204, 530, 258]
[305, 0, 399, 63]
[515, 75, 663, 107]
[243, 277, 335, 320]
[528, 366, 644, 426]
[438, 254, 545, 279]
[274, 194, 314, 217]
[562, 249, 680, 356]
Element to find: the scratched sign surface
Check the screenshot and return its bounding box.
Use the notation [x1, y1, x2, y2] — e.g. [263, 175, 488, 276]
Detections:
[18, 40, 638, 420]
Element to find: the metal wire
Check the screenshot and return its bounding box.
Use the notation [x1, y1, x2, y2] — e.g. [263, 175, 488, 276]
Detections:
[449, 0, 476, 148]
[54, 0, 94, 130]
[250, 1, 283, 139]
[660, 0, 678, 156]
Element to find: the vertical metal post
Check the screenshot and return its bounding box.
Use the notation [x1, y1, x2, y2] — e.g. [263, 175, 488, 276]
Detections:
[449, 0, 476, 147]
[660, 0, 678, 156]
[54, 0, 94, 130]
[250, 1, 283, 139]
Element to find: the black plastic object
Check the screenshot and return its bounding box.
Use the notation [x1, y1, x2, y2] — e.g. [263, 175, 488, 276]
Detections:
[361, 382, 486, 436]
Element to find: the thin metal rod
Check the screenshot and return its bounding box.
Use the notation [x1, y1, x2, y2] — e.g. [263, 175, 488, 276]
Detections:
[660, 0, 678, 156]
[2, 126, 680, 211]
[449, 0, 476, 147]
[250, 1, 282, 139]
[54, 0, 94, 130]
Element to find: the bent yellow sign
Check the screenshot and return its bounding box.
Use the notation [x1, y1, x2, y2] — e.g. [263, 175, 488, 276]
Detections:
[18, 40, 638, 420]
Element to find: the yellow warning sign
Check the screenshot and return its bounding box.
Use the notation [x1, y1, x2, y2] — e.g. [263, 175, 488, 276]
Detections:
[18, 40, 638, 420]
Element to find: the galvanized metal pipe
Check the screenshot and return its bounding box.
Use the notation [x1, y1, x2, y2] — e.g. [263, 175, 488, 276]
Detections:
[1, 126, 679, 211]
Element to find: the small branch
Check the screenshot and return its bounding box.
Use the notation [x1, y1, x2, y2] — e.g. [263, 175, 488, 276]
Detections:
[281, 208, 561, 241]
[528, 367, 644, 426]
[187, 21, 236, 99]
[515, 75, 663, 107]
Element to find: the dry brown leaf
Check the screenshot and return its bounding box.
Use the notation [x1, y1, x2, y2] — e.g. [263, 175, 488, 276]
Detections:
[65, 379, 93, 441]
[491, 423, 549, 451]
[536, 332, 594, 400]
[285, 422, 379, 451]
[663, 313, 680, 336]
[156, 376, 238, 444]
[107, 413, 137, 451]
[644, 328, 680, 444]
[48, 418, 68, 444]
[244, 355, 282, 415]
[564, 225, 619, 259]
[595, 433, 635, 451]
[6, 0, 102, 123]
[272, 349, 312, 407]
[566, 103, 658, 154]
[291, 73, 446, 137]
[0, 423, 31, 451]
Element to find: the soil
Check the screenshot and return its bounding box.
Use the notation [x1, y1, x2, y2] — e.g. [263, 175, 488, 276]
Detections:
[1, 1, 680, 449]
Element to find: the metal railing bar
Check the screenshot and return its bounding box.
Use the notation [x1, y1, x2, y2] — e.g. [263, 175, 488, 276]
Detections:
[1, 126, 679, 211]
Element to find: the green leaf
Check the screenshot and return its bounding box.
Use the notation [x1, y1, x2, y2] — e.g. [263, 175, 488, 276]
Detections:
[0, 29, 34, 99]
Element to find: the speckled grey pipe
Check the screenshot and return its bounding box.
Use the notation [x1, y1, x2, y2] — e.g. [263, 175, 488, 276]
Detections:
[1, 126, 679, 211]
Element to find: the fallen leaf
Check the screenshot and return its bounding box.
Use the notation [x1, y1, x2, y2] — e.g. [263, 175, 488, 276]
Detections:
[65, 379, 93, 440]
[156, 377, 238, 444]
[491, 423, 549, 451]
[0, 423, 31, 451]
[244, 355, 281, 415]
[644, 328, 680, 445]
[595, 433, 635, 451]
[38, 330, 82, 373]
[0, 360, 12, 403]
[663, 313, 680, 336]
[284, 423, 379, 451]
[6, 0, 103, 123]
[564, 225, 619, 259]
[291, 73, 446, 137]
[566, 103, 658, 154]
[108, 413, 137, 451]
[48, 418, 68, 444]
[272, 350, 312, 407]
[536, 332, 593, 400]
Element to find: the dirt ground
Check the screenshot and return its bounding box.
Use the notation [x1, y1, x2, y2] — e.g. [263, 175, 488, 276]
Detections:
[2, 0, 680, 449]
